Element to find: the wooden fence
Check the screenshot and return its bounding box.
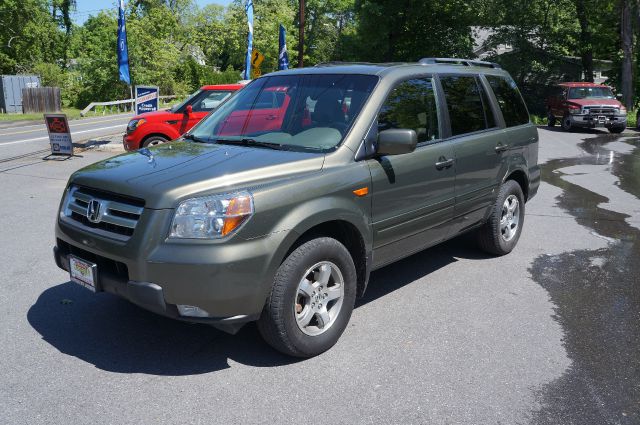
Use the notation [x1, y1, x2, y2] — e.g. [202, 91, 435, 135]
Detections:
[21, 87, 61, 113]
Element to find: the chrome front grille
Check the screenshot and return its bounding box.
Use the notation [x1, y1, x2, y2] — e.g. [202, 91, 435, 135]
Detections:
[583, 106, 618, 115]
[61, 186, 145, 241]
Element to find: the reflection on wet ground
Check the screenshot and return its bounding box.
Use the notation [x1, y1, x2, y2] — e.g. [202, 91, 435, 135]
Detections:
[531, 133, 640, 424]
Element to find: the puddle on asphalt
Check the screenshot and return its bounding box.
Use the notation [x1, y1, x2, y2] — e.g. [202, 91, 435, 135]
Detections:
[531, 133, 640, 424]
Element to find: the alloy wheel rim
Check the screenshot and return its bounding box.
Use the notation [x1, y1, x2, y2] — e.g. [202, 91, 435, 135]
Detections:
[294, 261, 344, 336]
[500, 195, 520, 242]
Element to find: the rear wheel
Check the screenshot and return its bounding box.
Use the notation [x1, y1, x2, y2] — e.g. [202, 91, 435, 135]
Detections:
[142, 135, 169, 147]
[477, 180, 525, 256]
[257, 237, 357, 357]
[547, 111, 556, 127]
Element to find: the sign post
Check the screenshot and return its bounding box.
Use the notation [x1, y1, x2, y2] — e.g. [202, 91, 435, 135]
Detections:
[134, 85, 159, 115]
[44, 114, 74, 158]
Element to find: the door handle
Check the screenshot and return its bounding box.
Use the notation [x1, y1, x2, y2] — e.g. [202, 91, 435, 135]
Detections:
[265, 115, 277, 120]
[495, 143, 508, 153]
[435, 157, 454, 170]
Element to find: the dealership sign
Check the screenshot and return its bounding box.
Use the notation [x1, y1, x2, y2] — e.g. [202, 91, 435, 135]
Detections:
[135, 85, 159, 115]
[44, 114, 73, 156]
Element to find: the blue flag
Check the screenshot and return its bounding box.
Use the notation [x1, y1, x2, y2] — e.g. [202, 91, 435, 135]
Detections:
[244, 0, 254, 80]
[117, 0, 131, 84]
[278, 24, 289, 70]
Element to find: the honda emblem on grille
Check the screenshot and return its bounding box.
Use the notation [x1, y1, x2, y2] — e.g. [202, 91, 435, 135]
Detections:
[86, 199, 102, 223]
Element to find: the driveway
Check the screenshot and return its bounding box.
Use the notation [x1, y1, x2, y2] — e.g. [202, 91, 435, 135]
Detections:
[0, 127, 637, 424]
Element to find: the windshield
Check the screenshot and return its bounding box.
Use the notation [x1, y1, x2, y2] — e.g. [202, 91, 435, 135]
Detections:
[568, 86, 614, 99]
[189, 74, 379, 152]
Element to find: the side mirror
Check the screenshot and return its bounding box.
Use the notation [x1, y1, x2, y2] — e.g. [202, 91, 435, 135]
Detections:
[376, 129, 417, 156]
[616, 93, 623, 99]
[184, 104, 193, 115]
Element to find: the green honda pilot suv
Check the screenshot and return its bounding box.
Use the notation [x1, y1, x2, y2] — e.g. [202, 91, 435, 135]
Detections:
[54, 58, 539, 357]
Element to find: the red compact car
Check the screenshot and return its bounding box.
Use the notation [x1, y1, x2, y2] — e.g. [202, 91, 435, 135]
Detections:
[123, 84, 243, 150]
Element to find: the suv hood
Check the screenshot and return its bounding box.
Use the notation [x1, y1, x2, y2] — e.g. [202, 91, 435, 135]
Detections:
[70, 142, 325, 209]
[567, 98, 622, 108]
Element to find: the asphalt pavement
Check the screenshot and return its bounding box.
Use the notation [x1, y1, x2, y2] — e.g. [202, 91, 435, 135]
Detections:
[0, 113, 132, 162]
[0, 127, 638, 424]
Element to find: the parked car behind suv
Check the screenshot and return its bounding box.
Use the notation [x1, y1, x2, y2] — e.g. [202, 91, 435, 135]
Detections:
[546, 82, 627, 133]
[123, 84, 243, 150]
[54, 58, 539, 357]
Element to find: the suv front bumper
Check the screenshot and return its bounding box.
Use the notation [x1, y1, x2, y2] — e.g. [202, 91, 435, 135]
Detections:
[54, 211, 289, 333]
[567, 113, 627, 129]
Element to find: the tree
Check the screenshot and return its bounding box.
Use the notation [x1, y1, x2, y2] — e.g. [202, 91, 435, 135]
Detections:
[352, 0, 476, 62]
[621, 0, 633, 109]
[0, 0, 64, 74]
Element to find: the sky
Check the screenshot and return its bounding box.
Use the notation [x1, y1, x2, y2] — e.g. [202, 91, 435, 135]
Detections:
[73, 0, 233, 24]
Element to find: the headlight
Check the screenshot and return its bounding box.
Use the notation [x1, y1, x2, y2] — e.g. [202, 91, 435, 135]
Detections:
[127, 118, 146, 132]
[169, 191, 254, 239]
[620, 106, 627, 115]
[568, 107, 581, 115]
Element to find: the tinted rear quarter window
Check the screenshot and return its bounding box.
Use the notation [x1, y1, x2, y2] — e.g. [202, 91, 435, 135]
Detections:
[486, 75, 530, 127]
[440, 75, 495, 136]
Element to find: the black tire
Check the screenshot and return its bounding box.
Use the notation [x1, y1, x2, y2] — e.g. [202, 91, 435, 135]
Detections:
[608, 126, 625, 134]
[257, 237, 357, 357]
[477, 180, 525, 256]
[561, 114, 573, 132]
[142, 135, 169, 147]
[547, 112, 556, 127]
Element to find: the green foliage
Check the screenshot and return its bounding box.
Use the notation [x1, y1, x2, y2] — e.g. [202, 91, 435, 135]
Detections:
[351, 0, 476, 61]
[3, 0, 640, 113]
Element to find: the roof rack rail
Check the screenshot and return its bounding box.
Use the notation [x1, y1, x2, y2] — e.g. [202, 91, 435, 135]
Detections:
[418, 58, 501, 69]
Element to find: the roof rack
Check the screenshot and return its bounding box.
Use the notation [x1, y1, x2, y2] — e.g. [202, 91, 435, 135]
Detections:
[418, 58, 501, 69]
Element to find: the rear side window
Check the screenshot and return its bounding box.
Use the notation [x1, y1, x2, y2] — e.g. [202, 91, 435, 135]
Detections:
[486, 76, 530, 127]
[440, 75, 496, 136]
[378, 78, 440, 143]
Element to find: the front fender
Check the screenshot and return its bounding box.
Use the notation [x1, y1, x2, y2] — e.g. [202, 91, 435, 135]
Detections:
[135, 122, 182, 141]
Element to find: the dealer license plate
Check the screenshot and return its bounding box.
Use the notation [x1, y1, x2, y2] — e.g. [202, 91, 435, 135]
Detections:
[69, 255, 97, 292]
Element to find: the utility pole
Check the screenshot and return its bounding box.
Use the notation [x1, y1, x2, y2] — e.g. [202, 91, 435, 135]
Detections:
[298, 0, 305, 67]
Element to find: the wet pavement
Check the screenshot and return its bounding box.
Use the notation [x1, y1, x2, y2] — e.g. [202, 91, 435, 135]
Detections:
[532, 128, 640, 424]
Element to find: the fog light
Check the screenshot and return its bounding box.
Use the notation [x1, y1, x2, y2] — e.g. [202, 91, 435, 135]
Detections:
[177, 305, 210, 318]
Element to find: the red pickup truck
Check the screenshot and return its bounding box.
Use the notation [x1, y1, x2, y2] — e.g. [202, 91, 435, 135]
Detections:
[546, 82, 627, 133]
[123, 84, 243, 151]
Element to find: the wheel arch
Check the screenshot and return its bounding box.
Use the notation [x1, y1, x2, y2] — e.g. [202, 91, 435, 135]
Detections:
[269, 210, 372, 300]
[504, 168, 529, 201]
[141, 132, 172, 144]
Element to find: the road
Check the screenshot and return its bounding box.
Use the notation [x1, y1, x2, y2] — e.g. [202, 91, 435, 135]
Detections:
[0, 113, 131, 162]
[0, 127, 638, 424]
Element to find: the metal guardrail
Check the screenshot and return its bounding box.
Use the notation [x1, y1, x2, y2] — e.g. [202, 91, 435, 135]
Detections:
[80, 95, 179, 116]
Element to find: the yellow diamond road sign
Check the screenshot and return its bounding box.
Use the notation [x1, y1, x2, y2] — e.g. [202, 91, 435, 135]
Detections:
[251, 50, 265, 69]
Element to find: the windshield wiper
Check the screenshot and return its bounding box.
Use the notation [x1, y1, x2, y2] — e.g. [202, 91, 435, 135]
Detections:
[183, 133, 210, 143]
[215, 138, 286, 150]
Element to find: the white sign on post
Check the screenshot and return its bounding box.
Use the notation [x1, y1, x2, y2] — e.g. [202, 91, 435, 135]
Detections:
[44, 114, 73, 156]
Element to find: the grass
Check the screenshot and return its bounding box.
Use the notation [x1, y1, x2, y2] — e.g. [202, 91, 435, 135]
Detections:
[0, 107, 84, 122]
[0, 99, 180, 123]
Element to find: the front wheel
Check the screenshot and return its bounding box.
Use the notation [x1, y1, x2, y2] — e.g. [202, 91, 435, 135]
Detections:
[608, 126, 625, 134]
[142, 135, 169, 147]
[477, 180, 525, 256]
[257, 237, 357, 357]
[561, 114, 573, 132]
